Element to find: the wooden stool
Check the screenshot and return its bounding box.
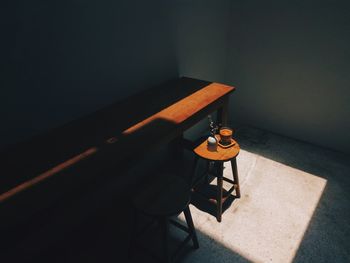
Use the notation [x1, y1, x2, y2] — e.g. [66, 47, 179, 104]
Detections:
[131, 175, 199, 263]
[192, 139, 240, 222]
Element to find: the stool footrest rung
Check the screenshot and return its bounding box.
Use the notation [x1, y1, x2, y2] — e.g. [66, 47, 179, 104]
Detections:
[223, 177, 235, 184]
[227, 184, 237, 195]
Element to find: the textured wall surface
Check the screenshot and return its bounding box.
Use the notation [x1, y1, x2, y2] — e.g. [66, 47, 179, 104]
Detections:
[170, 0, 231, 83]
[227, 1, 350, 153]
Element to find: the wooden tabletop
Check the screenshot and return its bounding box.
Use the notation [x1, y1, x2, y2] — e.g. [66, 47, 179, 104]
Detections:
[0, 77, 235, 227]
[194, 138, 240, 162]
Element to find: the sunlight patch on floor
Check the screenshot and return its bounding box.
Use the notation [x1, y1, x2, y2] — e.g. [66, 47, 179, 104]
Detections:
[179, 149, 327, 263]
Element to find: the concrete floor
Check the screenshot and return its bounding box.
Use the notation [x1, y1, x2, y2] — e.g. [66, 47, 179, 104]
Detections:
[162, 126, 350, 263]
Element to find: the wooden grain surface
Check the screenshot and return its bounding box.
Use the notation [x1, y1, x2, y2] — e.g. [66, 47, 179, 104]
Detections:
[123, 82, 234, 134]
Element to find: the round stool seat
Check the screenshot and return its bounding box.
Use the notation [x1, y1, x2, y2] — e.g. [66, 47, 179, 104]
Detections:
[133, 175, 191, 217]
[194, 138, 240, 162]
[192, 138, 241, 222]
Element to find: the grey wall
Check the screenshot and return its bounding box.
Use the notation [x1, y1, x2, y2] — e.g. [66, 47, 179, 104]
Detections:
[227, 1, 350, 153]
[170, 0, 230, 83]
[1, 0, 178, 150]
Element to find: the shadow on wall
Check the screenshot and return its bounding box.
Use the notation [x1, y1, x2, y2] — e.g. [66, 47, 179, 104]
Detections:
[0, 0, 178, 150]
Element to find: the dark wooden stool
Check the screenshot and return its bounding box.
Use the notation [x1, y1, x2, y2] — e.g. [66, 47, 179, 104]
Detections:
[192, 138, 240, 222]
[131, 175, 199, 263]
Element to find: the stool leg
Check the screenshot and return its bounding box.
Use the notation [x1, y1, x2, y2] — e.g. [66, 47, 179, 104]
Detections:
[183, 206, 199, 249]
[231, 158, 241, 198]
[190, 156, 199, 188]
[216, 161, 224, 222]
[205, 161, 211, 184]
[161, 217, 171, 263]
[212, 161, 219, 177]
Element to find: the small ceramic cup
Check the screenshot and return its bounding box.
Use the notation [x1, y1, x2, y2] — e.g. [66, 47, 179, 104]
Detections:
[207, 136, 218, 151]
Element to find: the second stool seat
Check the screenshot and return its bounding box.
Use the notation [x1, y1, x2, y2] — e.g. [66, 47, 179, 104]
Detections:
[132, 174, 199, 263]
[133, 175, 191, 217]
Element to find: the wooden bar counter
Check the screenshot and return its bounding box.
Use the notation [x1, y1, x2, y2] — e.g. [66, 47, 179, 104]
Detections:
[0, 77, 235, 253]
